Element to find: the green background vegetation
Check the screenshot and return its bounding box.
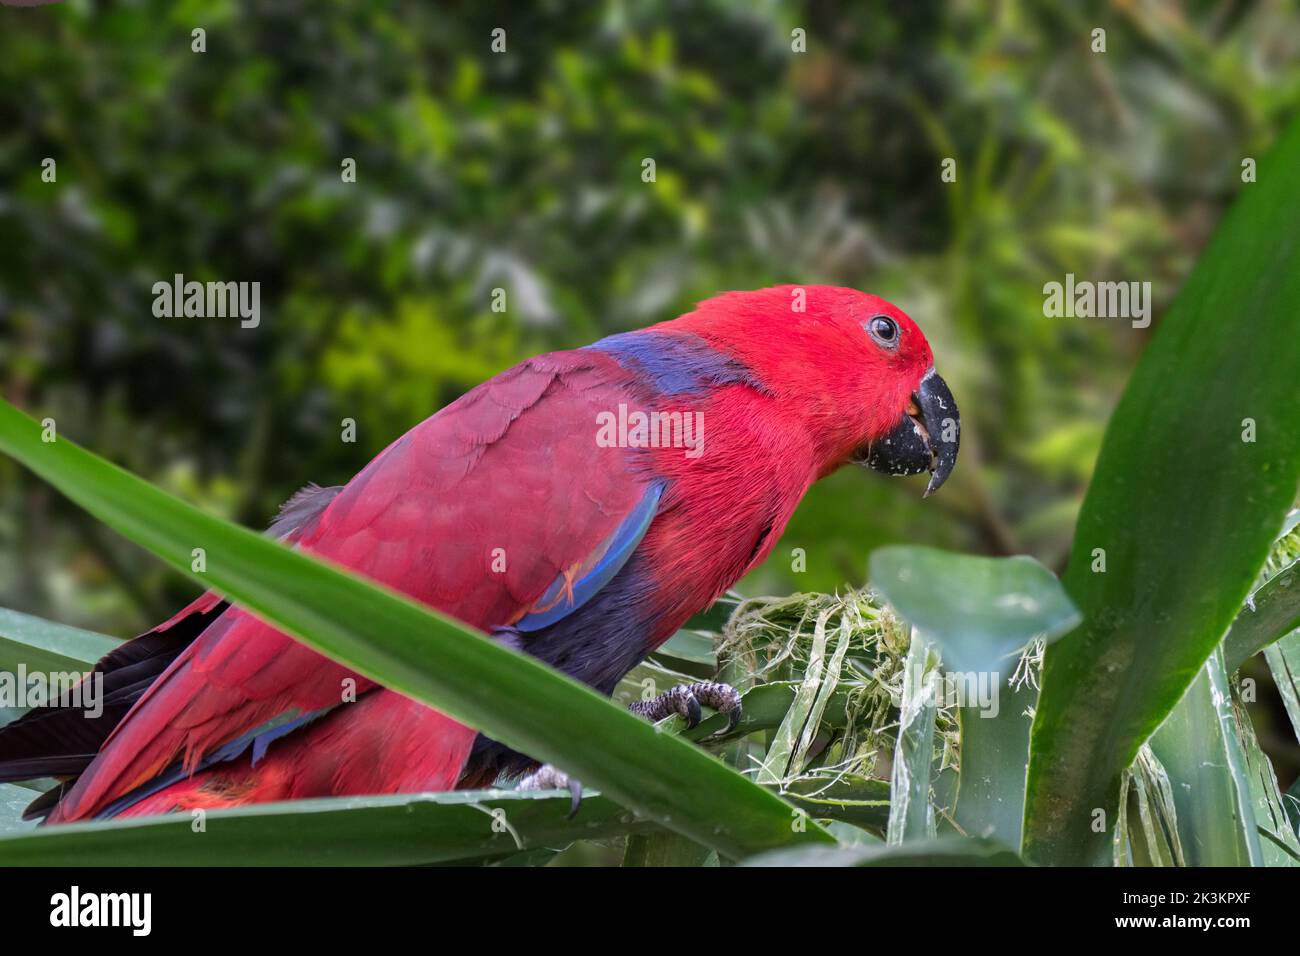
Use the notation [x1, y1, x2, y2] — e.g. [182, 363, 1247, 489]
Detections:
[2, 0, 1300, 836]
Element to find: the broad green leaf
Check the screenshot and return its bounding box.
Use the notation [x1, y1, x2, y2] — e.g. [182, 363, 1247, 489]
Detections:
[0, 606, 119, 673]
[886, 632, 939, 843]
[1146, 649, 1260, 866]
[0, 399, 833, 860]
[868, 548, 1078, 850]
[742, 835, 1024, 867]
[869, 547, 1080, 677]
[486, 848, 562, 867]
[954, 681, 1037, 849]
[1024, 119, 1300, 865]
[0, 790, 654, 866]
[1223, 556, 1300, 672]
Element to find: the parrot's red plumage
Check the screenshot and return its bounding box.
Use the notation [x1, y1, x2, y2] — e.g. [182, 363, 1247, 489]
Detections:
[0, 285, 960, 822]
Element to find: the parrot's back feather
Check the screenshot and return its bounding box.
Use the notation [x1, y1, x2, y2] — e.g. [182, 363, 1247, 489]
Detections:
[267, 482, 343, 539]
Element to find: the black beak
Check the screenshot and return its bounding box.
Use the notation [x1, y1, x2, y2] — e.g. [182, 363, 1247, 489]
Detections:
[858, 370, 960, 497]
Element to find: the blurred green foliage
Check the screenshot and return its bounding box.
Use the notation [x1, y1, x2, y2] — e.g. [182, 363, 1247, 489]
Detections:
[1, 0, 1298, 645]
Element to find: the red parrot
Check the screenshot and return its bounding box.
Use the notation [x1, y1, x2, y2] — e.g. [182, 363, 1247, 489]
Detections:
[0, 285, 959, 822]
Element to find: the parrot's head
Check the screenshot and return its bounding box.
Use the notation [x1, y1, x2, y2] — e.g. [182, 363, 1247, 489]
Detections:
[679, 285, 960, 495]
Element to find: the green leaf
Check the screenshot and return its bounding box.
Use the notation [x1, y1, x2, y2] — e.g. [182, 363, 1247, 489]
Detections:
[1146, 649, 1261, 866]
[869, 547, 1081, 677]
[868, 547, 1078, 851]
[0, 790, 655, 866]
[0, 398, 833, 860]
[0, 606, 119, 673]
[954, 681, 1037, 850]
[1223, 556, 1300, 672]
[1023, 119, 1300, 865]
[741, 835, 1024, 867]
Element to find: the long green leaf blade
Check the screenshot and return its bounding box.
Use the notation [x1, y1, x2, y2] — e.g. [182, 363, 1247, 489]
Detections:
[1223, 556, 1300, 672]
[0, 606, 118, 672]
[0, 790, 651, 866]
[954, 681, 1037, 850]
[1023, 118, 1300, 865]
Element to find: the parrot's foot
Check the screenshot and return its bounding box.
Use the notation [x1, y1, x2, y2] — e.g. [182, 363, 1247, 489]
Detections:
[628, 681, 742, 733]
[509, 682, 740, 820]
[517, 763, 583, 819]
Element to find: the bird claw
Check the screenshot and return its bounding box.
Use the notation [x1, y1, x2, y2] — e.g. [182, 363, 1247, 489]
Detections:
[628, 681, 742, 734]
[512, 681, 742, 820]
[516, 763, 583, 819]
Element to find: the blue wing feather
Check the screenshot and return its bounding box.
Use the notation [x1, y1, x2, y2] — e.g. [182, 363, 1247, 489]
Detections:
[514, 481, 664, 632]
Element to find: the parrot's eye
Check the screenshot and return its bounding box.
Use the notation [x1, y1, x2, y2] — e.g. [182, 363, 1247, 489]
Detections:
[866, 315, 899, 349]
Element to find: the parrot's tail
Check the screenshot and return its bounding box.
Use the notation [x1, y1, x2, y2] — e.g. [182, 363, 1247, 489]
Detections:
[0, 594, 227, 818]
[43, 688, 479, 823]
[1, 589, 480, 823]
